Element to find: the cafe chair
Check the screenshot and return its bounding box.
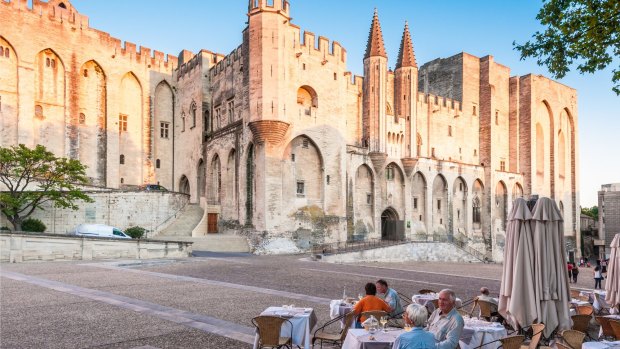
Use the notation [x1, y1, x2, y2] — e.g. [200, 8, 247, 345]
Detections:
[595, 316, 616, 340]
[519, 323, 545, 349]
[418, 289, 436, 295]
[252, 315, 294, 349]
[556, 343, 572, 349]
[609, 319, 620, 340]
[559, 329, 586, 349]
[312, 310, 356, 349]
[593, 293, 612, 315]
[397, 291, 412, 306]
[499, 335, 525, 349]
[476, 299, 495, 321]
[570, 289, 581, 299]
[360, 310, 388, 321]
[575, 305, 594, 316]
[570, 315, 591, 336]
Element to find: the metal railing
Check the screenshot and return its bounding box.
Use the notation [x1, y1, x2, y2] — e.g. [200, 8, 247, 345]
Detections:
[311, 237, 411, 255]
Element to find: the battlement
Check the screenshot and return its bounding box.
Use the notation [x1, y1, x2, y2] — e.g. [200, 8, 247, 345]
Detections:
[207, 45, 244, 79]
[248, 0, 290, 17]
[344, 72, 364, 91]
[417, 92, 462, 112]
[289, 25, 347, 64]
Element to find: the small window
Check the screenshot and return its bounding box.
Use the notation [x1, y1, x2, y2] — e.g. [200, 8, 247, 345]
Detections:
[459, 183, 463, 191]
[472, 105, 477, 116]
[156, 159, 161, 168]
[119, 114, 128, 132]
[227, 100, 234, 123]
[474, 149, 477, 156]
[500, 160, 506, 171]
[291, 153, 295, 162]
[46, 58, 50, 67]
[448, 125, 452, 137]
[160, 122, 170, 139]
[120, 154, 125, 165]
[386, 166, 394, 180]
[459, 147, 462, 154]
[4, 47, 8, 58]
[437, 199, 441, 212]
[191, 103, 197, 128]
[333, 72, 337, 80]
[366, 194, 372, 204]
[83, 69, 88, 77]
[302, 139, 309, 148]
[181, 113, 186, 132]
[431, 147, 436, 158]
[78, 113, 86, 125]
[296, 181, 305, 195]
[413, 197, 418, 210]
[457, 209, 460, 220]
[35, 105, 43, 119]
[326, 175, 330, 185]
[495, 110, 499, 125]
[120, 177, 124, 184]
[51, 59, 56, 68]
[302, 63, 306, 70]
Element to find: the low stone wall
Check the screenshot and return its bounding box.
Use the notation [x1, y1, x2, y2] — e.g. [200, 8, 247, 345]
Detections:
[320, 242, 482, 263]
[0, 191, 190, 236]
[0, 233, 192, 263]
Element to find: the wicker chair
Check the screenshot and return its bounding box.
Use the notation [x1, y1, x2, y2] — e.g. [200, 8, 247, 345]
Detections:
[312, 311, 356, 349]
[499, 335, 525, 349]
[595, 316, 616, 340]
[519, 323, 545, 349]
[571, 314, 591, 334]
[570, 289, 581, 299]
[252, 315, 294, 349]
[593, 293, 612, 315]
[556, 343, 572, 349]
[418, 289, 436, 294]
[575, 305, 594, 316]
[610, 319, 620, 340]
[560, 329, 586, 349]
[477, 299, 496, 321]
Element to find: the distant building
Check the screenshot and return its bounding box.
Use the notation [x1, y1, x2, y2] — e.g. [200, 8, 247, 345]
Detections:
[598, 183, 620, 258]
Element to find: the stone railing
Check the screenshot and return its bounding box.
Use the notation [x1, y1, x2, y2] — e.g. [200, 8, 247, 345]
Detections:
[0, 232, 192, 263]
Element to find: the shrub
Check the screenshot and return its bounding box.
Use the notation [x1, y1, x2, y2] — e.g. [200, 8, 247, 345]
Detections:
[0, 226, 10, 231]
[22, 218, 46, 232]
[125, 226, 146, 239]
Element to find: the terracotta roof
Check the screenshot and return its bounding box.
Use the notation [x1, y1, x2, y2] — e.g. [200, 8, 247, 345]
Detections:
[396, 21, 417, 68]
[364, 9, 387, 59]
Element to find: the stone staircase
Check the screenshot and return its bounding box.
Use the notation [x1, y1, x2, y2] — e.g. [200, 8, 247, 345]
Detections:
[152, 204, 250, 253]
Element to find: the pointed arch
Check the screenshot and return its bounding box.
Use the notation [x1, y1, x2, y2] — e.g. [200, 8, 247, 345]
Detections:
[412, 171, 427, 227]
[494, 180, 508, 232]
[354, 164, 375, 238]
[118, 71, 143, 186]
[224, 148, 237, 216]
[154, 80, 174, 189]
[384, 162, 405, 218]
[197, 158, 205, 198]
[76, 59, 107, 185]
[245, 143, 255, 224]
[472, 179, 485, 231]
[297, 85, 318, 108]
[513, 182, 524, 199]
[179, 175, 190, 195]
[283, 135, 324, 209]
[34, 48, 66, 151]
[432, 174, 448, 234]
[209, 153, 222, 204]
[0, 35, 19, 146]
[452, 176, 468, 236]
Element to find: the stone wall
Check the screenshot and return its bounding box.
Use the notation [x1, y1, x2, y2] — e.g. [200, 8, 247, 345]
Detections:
[320, 242, 481, 263]
[0, 233, 192, 263]
[0, 191, 189, 236]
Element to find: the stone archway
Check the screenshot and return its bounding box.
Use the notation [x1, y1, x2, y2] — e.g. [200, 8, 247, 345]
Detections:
[179, 175, 190, 196]
[381, 207, 403, 241]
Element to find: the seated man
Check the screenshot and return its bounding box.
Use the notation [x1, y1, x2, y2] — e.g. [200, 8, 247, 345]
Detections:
[426, 289, 464, 349]
[393, 304, 437, 349]
[353, 282, 392, 325]
[477, 287, 503, 322]
[376, 279, 404, 327]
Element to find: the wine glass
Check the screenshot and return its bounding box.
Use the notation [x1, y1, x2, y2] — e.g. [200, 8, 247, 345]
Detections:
[358, 293, 364, 301]
[380, 316, 388, 332]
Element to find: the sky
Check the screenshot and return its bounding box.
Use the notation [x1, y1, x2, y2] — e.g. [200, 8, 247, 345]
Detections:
[66, 0, 619, 207]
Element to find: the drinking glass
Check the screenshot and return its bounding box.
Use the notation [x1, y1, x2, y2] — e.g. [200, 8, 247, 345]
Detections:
[380, 316, 388, 332]
[358, 293, 364, 301]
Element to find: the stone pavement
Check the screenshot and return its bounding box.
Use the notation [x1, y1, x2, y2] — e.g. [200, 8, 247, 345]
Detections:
[0, 254, 601, 348]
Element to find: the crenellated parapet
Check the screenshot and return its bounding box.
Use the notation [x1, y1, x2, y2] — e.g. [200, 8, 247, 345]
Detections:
[417, 92, 462, 112]
[289, 25, 347, 66]
[248, 120, 290, 145]
[207, 45, 243, 79]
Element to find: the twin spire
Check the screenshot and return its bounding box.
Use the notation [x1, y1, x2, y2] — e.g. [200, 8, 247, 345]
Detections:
[365, 9, 417, 69]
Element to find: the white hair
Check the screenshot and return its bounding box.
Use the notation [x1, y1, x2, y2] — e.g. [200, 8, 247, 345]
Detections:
[440, 289, 456, 303]
[406, 304, 429, 327]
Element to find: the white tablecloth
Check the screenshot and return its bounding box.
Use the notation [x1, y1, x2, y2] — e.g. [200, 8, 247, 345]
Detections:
[582, 341, 620, 349]
[459, 318, 507, 349]
[342, 328, 403, 349]
[411, 294, 462, 312]
[253, 306, 317, 349]
[330, 300, 354, 319]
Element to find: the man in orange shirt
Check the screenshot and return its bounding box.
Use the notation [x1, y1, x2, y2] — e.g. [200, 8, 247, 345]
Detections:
[353, 282, 392, 325]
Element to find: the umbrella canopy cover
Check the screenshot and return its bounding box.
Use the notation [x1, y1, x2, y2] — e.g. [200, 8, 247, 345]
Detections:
[605, 233, 619, 308]
[499, 198, 538, 330]
[530, 197, 572, 337]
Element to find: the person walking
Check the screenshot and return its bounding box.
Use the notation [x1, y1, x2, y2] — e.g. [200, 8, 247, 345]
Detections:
[567, 262, 573, 282]
[594, 265, 603, 289]
[571, 264, 579, 283]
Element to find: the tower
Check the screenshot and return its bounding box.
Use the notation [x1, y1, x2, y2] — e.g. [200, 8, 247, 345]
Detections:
[362, 9, 389, 172]
[395, 21, 419, 176]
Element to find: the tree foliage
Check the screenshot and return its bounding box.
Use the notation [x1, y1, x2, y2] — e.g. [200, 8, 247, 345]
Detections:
[514, 0, 620, 94]
[581, 205, 599, 220]
[0, 144, 93, 231]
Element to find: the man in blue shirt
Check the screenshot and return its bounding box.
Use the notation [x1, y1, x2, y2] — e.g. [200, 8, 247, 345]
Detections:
[426, 289, 464, 349]
[393, 304, 436, 349]
[376, 279, 404, 327]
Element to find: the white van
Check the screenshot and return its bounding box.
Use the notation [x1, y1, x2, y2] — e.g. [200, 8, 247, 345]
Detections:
[73, 224, 131, 239]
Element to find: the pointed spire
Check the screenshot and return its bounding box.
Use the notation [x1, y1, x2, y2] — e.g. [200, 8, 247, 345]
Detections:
[396, 21, 417, 69]
[364, 8, 387, 59]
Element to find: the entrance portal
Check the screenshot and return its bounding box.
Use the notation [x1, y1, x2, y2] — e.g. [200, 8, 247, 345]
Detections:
[381, 208, 404, 241]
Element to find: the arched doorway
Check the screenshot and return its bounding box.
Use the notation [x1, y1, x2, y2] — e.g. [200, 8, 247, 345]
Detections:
[179, 175, 190, 196]
[381, 208, 403, 241]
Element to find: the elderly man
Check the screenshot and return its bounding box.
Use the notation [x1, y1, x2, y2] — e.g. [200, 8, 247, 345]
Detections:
[393, 304, 436, 349]
[477, 287, 503, 323]
[426, 289, 464, 349]
[376, 279, 404, 327]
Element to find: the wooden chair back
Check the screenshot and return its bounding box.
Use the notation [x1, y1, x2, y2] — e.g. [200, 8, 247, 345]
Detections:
[596, 316, 615, 339]
[499, 335, 524, 349]
[610, 319, 620, 340]
[418, 289, 436, 294]
[477, 299, 495, 320]
[556, 342, 572, 349]
[526, 323, 545, 349]
[575, 305, 594, 316]
[340, 311, 357, 340]
[571, 314, 591, 333]
[561, 329, 585, 349]
[251, 315, 291, 348]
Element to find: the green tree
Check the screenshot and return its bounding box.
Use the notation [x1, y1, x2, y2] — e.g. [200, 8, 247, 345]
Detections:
[0, 144, 93, 231]
[581, 205, 599, 220]
[514, 0, 620, 94]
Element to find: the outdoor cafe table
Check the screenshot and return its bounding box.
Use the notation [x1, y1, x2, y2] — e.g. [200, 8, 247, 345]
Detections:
[582, 341, 620, 349]
[411, 294, 462, 312]
[253, 306, 317, 349]
[342, 328, 404, 349]
[460, 317, 507, 349]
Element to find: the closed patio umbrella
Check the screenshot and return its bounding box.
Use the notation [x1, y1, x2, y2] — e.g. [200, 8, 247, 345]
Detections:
[605, 233, 619, 309]
[530, 197, 571, 338]
[499, 197, 539, 331]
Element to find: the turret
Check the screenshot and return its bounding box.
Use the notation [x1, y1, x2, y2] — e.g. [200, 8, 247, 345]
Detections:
[362, 9, 389, 171]
[395, 21, 419, 170]
[245, 0, 291, 146]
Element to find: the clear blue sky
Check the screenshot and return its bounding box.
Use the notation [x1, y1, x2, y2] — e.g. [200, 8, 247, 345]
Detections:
[68, 0, 619, 207]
